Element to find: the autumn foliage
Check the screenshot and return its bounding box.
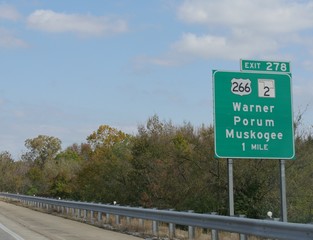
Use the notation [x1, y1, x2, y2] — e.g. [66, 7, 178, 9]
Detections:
[0, 115, 313, 223]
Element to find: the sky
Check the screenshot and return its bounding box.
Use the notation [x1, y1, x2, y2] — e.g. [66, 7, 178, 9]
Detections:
[1, 0, 313, 159]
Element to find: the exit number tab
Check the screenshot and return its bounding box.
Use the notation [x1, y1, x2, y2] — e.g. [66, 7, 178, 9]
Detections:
[241, 59, 291, 73]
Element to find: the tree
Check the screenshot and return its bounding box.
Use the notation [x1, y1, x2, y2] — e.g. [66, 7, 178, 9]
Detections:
[44, 146, 84, 198]
[286, 133, 313, 222]
[129, 115, 223, 212]
[87, 125, 128, 150]
[233, 159, 280, 218]
[76, 125, 132, 203]
[23, 135, 62, 168]
[0, 151, 15, 192]
[21, 135, 62, 195]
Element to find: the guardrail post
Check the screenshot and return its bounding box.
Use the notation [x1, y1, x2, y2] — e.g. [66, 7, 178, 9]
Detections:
[114, 204, 121, 225]
[239, 215, 247, 240]
[152, 220, 159, 236]
[98, 212, 102, 225]
[84, 209, 87, 221]
[169, 209, 176, 239]
[126, 216, 131, 225]
[106, 213, 110, 224]
[138, 207, 144, 229]
[152, 209, 159, 236]
[126, 207, 131, 225]
[115, 214, 120, 225]
[188, 210, 195, 240]
[90, 210, 95, 224]
[211, 212, 219, 240]
[169, 222, 175, 239]
[139, 218, 144, 228]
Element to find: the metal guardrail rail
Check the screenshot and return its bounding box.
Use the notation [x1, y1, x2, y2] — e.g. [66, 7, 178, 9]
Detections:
[1, 193, 313, 240]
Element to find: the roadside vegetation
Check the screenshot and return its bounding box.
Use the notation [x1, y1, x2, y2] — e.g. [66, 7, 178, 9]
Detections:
[0, 114, 312, 223]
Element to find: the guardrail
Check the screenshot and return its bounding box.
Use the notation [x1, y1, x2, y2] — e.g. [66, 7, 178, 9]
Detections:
[1, 193, 313, 240]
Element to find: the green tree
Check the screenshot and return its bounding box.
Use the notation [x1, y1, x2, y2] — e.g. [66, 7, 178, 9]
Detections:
[87, 125, 128, 150]
[129, 115, 224, 212]
[0, 151, 15, 192]
[76, 125, 132, 203]
[44, 146, 84, 198]
[233, 159, 280, 218]
[23, 135, 62, 168]
[21, 135, 62, 195]
[286, 134, 313, 222]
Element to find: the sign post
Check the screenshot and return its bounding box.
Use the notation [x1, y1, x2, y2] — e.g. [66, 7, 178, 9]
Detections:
[227, 158, 234, 216]
[213, 64, 294, 220]
[280, 159, 288, 222]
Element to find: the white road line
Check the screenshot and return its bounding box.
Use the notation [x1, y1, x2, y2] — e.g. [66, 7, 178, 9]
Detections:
[0, 223, 25, 240]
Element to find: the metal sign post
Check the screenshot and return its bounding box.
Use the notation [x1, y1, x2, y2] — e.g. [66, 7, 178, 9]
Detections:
[228, 158, 234, 216]
[280, 159, 288, 222]
[213, 60, 294, 219]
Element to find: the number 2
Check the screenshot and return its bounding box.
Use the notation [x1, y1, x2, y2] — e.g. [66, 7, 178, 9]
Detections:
[232, 82, 239, 92]
[263, 86, 270, 96]
[266, 62, 272, 71]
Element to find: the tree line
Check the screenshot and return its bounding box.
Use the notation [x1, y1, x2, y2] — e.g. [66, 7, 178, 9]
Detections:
[0, 115, 312, 223]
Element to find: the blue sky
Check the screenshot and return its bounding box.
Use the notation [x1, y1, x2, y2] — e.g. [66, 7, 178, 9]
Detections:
[1, 0, 313, 159]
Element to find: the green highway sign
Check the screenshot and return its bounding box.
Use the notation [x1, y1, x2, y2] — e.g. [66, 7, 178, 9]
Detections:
[241, 59, 291, 73]
[213, 70, 294, 159]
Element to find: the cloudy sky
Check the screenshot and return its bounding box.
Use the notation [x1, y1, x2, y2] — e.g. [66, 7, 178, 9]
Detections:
[1, 0, 313, 159]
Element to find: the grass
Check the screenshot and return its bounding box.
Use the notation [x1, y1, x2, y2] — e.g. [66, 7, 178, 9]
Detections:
[1, 198, 269, 240]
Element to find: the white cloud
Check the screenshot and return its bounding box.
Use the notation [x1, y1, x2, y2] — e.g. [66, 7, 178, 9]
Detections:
[0, 28, 28, 48]
[141, 29, 279, 65]
[0, 4, 21, 21]
[144, 0, 313, 65]
[27, 10, 128, 36]
[171, 30, 279, 60]
[0, 4, 26, 48]
[177, 0, 313, 34]
[172, 33, 226, 58]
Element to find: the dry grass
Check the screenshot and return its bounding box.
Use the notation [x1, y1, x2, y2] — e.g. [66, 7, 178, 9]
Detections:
[1, 198, 268, 240]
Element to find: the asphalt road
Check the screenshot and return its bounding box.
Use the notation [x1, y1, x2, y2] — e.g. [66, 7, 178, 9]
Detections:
[0, 201, 142, 240]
